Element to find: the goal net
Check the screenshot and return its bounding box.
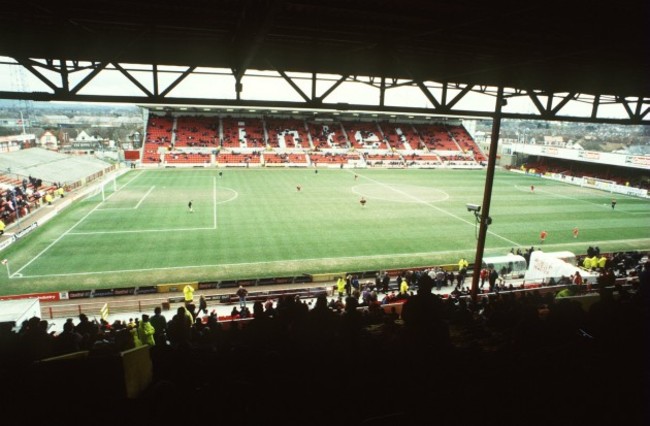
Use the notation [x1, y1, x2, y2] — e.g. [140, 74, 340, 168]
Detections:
[84, 175, 117, 202]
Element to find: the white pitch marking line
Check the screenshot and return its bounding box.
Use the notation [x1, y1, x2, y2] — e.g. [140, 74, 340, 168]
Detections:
[213, 176, 218, 229]
[514, 184, 648, 215]
[11, 236, 650, 280]
[118, 171, 144, 191]
[134, 186, 155, 209]
[8, 246, 517, 279]
[11, 196, 113, 278]
[515, 184, 607, 207]
[68, 227, 216, 235]
[355, 172, 521, 246]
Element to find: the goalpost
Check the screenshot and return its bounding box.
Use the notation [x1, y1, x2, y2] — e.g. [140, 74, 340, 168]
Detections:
[84, 175, 118, 202]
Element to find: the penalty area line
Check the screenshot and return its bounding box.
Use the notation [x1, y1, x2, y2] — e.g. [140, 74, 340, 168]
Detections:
[9, 201, 107, 278]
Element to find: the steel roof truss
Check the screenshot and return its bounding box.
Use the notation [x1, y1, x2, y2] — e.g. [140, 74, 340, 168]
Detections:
[112, 62, 153, 97]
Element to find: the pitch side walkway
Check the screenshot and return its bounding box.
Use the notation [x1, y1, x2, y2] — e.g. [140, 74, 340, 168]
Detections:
[41, 283, 469, 332]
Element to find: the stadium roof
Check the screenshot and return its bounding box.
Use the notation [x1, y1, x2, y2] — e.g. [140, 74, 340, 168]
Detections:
[0, 148, 112, 183]
[0, 0, 647, 101]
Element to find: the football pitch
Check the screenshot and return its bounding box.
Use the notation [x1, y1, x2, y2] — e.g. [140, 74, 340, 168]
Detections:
[1, 168, 649, 296]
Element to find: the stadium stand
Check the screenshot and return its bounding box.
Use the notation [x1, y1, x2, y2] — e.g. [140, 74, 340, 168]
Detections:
[141, 114, 490, 169]
[439, 154, 481, 167]
[0, 148, 116, 227]
[379, 121, 422, 150]
[144, 116, 173, 147]
[307, 121, 348, 149]
[364, 152, 405, 167]
[520, 158, 650, 190]
[216, 151, 262, 167]
[448, 124, 487, 162]
[342, 120, 388, 150]
[263, 152, 308, 166]
[265, 118, 311, 149]
[414, 123, 460, 151]
[403, 153, 443, 168]
[1, 262, 646, 426]
[164, 152, 211, 165]
[142, 116, 175, 164]
[173, 116, 219, 148]
[219, 117, 266, 149]
[220, 117, 243, 148]
[240, 118, 265, 149]
[309, 152, 360, 167]
[0, 148, 114, 184]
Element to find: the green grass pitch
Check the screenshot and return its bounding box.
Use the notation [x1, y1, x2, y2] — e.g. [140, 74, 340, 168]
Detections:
[1, 168, 648, 296]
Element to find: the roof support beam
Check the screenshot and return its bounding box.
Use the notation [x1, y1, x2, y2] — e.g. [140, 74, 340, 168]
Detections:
[528, 89, 547, 116]
[113, 62, 153, 97]
[159, 66, 196, 98]
[591, 95, 600, 119]
[153, 64, 159, 97]
[316, 75, 348, 103]
[550, 92, 576, 115]
[445, 83, 474, 111]
[276, 69, 310, 103]
[15, 58, 58, 91]
[618, 97, 635, 121]
[416, 81, 441, 109]
[386, 79, 416, 89]
[634, 97, 643, 118]
[0, 90, 646, 124]
[60, 59, 69, 93]
[546, 92, 554, 111]
[2, 56, 648, 125]
[441, 82, 448, 106]
[640, 106, 650, 120]
[69, 62, 109, 95]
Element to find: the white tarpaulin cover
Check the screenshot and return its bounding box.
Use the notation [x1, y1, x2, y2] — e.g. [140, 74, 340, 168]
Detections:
[524, 250, 596, 284]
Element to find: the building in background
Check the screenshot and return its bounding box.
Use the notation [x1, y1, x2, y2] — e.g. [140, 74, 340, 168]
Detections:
[38, 130, 58, 151]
